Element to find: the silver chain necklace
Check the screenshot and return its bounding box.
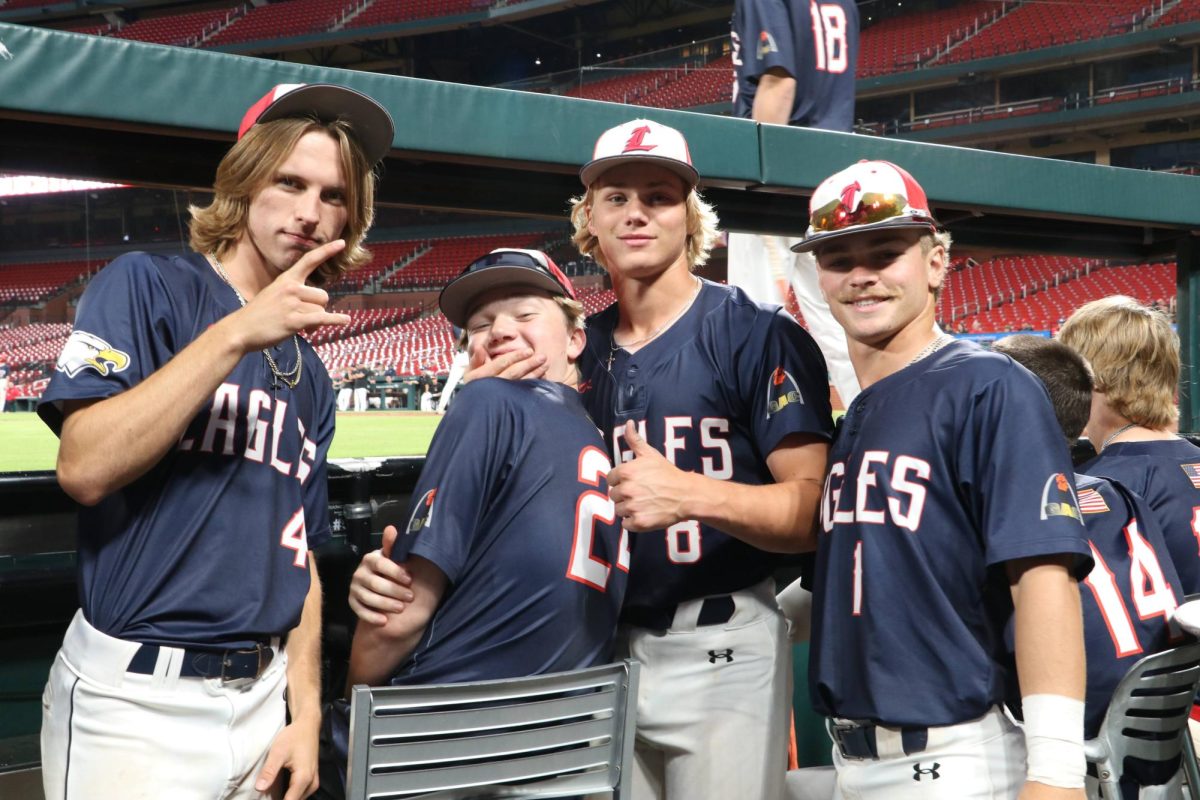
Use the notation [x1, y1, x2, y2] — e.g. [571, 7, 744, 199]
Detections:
[209, 252, 303, 390]
[608, 276, 702, 371]
[907, 333, 953, 367]
[1100, 422, 1137, 451]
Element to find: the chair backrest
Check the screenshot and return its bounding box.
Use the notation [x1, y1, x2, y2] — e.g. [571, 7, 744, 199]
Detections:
[1089, 639, 1200, 790]
[346, 659, 640, 800]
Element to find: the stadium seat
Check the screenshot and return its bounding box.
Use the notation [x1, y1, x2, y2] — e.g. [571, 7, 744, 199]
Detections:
[346, 659, 639, 799]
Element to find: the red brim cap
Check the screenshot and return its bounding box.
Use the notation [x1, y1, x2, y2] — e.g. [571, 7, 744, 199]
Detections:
[238, 83, 394, 166]
[439, 249, 577, 328]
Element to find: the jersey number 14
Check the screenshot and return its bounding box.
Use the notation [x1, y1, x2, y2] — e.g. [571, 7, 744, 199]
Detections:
[1084, 519, 1178, 658]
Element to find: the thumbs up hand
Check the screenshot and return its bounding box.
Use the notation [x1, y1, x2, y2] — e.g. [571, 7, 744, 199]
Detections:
[607, 420, 697, 532]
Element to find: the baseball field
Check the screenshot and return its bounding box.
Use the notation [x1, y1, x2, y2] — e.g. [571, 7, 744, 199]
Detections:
[0, 410, 442, 473]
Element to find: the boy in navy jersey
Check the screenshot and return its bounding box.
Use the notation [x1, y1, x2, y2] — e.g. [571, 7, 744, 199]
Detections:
[994, 335, 1185, 799]
[1058, 296, 1200, 595]
[728, 0, 862, 408]
[347, 249, 628, 687]
[320, 249, 628, 798]
[37, 83, 392, 800]
[798, 160, 1092, 799]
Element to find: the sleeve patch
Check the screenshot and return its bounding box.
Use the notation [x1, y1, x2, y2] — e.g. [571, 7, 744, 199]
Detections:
[55, 330, 131, 378]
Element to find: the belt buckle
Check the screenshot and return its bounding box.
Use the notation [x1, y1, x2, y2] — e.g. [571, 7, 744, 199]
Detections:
[220, 642, 268, 684]
[830, 719, 874, 761]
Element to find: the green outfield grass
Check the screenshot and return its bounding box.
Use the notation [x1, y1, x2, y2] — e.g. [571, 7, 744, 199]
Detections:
[0, 411, 441, 473]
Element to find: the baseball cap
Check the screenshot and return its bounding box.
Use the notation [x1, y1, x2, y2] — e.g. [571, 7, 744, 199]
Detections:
[439, 248, 578, 328]
[238, 83, 395, 166]
[792, 160, 942, 253]
[580, 118, 699, 189]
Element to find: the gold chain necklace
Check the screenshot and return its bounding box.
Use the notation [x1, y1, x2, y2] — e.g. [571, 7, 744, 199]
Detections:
[209, 252, 303, 390]
[608, 276, 702, 371]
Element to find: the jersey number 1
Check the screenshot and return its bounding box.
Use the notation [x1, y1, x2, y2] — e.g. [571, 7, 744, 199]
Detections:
[568, 447, 630, 591]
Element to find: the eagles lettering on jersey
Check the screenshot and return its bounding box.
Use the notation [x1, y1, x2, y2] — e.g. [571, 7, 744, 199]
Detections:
[810, 341, 1092, 727]
[389, 379, 628, 685]
[578, 280, 833, 612]
[732, 0, 859, 131]
[1082, 438, 1200, 595]
[38, 251, 334, 650]
[174, 381, 321, 484]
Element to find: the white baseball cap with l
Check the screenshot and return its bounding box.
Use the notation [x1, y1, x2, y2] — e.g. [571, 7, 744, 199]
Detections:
[792, 160, 942, 253]
[580, 118, 699, 189]
[238, 83, 395, 166]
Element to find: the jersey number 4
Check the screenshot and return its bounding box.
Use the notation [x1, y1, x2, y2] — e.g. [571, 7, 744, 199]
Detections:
[1084, 519, 1178, 658]
[568, 446, 631, 591]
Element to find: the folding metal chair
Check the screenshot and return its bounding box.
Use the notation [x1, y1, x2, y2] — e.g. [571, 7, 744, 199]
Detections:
[1084, 641, 1200, 799]
[346, 659, 639, 799]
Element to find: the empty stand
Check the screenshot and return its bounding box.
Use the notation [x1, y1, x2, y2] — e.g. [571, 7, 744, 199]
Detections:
[0, 260, 103, 304]
[206, 0, 357, 46]
[380, 232, 552, 291]
[111, 7, 239, 46]
[345, 0, 490, 30]
[859, 0, 999, 77]
[305, 306, 421, 346]
[1156, 0, 1200, 26]
[957, 262, 1175, 332]
[330, 240, 426, 294]
[941, 0, 1155, 65]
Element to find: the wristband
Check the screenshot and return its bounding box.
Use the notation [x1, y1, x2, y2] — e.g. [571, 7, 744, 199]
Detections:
[1023, 693, 1086, 789]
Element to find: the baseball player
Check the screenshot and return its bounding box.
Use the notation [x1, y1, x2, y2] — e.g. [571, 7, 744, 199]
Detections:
[728, 0, 861, 407]
[571, 119, 832, 800]
[346, 119, 834, 800]
[319, 249, 628, 797]
[1058, 296, 1200, 595]
[994, 335, 1186, 799]
[36, 83, 392, 800]
[800, 160, 1093, 799]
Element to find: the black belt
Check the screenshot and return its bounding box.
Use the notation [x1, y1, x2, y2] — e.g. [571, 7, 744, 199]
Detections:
[127, 642, 275, 683]
[830, 720, 929, 760]
[622, 594, 736, 631]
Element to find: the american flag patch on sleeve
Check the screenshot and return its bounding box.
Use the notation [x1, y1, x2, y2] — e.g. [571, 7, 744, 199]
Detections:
[1077, 488, 1110, 514]
[1182, 463, 1200, 490]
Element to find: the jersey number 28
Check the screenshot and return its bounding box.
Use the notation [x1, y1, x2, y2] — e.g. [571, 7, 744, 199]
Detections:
[568, 446, 630, 591]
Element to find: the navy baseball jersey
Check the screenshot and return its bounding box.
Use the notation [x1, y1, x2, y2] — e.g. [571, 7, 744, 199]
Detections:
[388, 378, 628, 685]
[1072, 473, 1183, 739]
[578, 280, 834, 614]
[1082, 438, 1200, 595]
[732, 0, 859, 130]
[39, 251, 333, 650]
[810, 341, 1092, 726]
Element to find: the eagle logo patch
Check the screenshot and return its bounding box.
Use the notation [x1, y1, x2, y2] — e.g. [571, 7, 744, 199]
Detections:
[56, 330, 131, 378]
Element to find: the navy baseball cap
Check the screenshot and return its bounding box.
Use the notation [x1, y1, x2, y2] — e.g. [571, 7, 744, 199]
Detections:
[439, 248, 578, 328]
[238, 83, 395, 166]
